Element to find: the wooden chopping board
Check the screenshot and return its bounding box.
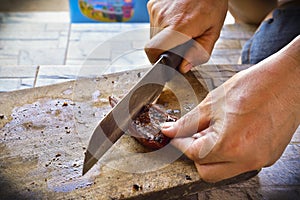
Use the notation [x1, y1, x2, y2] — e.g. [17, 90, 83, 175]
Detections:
[0, 65, 259, 200]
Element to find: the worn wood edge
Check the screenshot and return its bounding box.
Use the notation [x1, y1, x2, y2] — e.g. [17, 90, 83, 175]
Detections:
[126, 170, 260, 200]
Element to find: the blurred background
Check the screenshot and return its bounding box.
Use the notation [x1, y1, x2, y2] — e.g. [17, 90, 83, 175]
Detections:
[0, 0, 254, 92]
[0, 0, 69, 11]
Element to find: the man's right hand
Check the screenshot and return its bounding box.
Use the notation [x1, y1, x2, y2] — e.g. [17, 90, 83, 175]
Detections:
[145, 0, 228, 73]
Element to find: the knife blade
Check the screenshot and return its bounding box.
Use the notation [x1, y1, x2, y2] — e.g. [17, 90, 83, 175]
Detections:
[82, 40, 193, 175]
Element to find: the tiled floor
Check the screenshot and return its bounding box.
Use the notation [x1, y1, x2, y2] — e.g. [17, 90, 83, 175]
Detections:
[0, 11, 256, 92]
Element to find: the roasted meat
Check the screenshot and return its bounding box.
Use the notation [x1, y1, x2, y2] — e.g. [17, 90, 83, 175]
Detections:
[109, 96, 177, 150]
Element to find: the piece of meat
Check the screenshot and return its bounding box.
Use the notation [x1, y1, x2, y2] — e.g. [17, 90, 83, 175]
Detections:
[109, 96, 177, 150]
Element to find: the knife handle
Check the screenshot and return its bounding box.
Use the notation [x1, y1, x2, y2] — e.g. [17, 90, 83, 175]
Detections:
[159, 39, 194, 70]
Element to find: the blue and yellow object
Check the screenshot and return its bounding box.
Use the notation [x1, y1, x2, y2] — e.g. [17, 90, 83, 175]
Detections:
[69, 0, 149, 23]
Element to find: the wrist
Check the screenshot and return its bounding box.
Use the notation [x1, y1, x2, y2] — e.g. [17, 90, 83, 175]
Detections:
[268, 36, 300, 123]
[245, 36, 300, 124]
[287, 37, 300, 123]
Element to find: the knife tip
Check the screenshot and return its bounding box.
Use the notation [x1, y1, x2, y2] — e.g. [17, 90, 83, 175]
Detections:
[82, 150, 98, 176]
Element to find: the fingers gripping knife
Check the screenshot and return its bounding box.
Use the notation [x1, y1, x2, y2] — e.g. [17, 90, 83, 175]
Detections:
[82, 41, 194, 175]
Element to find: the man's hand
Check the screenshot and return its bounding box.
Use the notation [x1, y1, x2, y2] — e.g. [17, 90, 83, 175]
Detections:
[162, 36, 300, 182]
[145, 0, 228, 73]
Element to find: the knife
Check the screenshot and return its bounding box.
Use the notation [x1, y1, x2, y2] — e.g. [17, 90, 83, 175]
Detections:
[82, 40, 193, 175]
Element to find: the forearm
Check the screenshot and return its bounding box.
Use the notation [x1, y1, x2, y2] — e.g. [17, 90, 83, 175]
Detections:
[228, 0, 277, 25]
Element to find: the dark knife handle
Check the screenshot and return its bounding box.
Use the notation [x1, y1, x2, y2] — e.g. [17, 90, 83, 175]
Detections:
[159, 39, 194, 70]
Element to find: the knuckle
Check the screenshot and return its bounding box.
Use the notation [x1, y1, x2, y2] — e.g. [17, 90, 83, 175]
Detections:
[186, 145, 200, 162]
[198, 136, 216, 159]
[176, 115, 191, 132]
[156, 12, 165, 26]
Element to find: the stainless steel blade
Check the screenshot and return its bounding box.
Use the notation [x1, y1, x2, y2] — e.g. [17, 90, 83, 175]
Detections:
[82, 56, 177, 175]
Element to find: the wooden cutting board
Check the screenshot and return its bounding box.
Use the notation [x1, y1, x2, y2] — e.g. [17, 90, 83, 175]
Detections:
[0, 65, 269, 199]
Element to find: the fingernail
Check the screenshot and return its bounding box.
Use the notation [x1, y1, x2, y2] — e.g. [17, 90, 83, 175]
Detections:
[198, 133, 219, 159]
[192, 133, 202, 139]
[161, 122, 175, 129]
[181, 63, 193, 73]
